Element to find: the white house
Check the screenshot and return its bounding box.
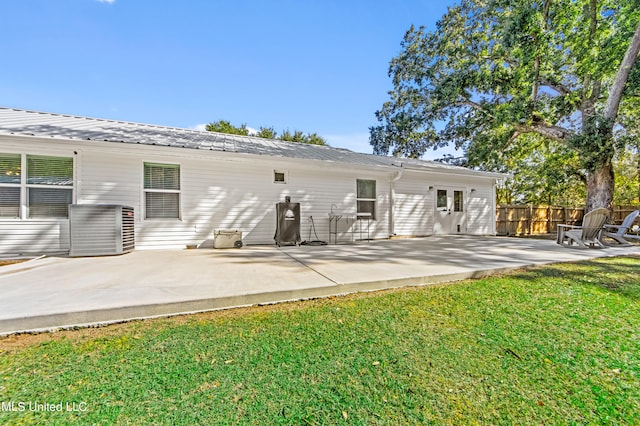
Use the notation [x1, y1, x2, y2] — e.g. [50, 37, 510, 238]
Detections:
[0, 107, 506, 255]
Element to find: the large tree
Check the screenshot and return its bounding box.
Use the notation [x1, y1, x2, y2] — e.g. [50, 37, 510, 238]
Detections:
[371, 0, 640, 211]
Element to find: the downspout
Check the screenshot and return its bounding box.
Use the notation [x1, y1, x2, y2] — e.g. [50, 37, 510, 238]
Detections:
[492, 180, 498, 235]
[389, 164, 405, 237]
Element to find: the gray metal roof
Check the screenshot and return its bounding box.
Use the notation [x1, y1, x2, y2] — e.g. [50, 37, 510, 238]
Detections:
[0, 107, 504, 178]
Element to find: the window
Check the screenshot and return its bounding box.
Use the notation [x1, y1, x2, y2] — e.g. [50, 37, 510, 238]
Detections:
[26, 155, 73, 218]
[356, 179, 376, 219]
[436, 189, 464, 213]
[274, 170, 287, 184]
[0, 187, 20, 218]
[28, 187, 73, 218]
[0, 153, 74, 219]
[436, 189, 447, 211]
[0, 153, 21, 218]
[144, 163, 180, 219]
[454, 190, 464, 212]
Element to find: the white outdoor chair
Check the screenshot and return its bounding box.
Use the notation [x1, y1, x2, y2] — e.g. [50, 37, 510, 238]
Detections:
[557, 208, 609, 249]
[602, 210, 640, 245]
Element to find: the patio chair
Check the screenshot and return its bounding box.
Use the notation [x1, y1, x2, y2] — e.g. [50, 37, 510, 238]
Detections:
[557, 207, 609, 249]
[602, 210, 640, 245]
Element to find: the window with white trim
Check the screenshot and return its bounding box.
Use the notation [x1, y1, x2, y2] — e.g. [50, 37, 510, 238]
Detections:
[356, 179, 376, 220]
[144, 162, 180, 219]
[0, 153, 74, 219]
[27, 155, 73, 218]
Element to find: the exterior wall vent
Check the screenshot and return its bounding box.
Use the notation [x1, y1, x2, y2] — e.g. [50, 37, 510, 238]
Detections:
[69, 205, 135, 257]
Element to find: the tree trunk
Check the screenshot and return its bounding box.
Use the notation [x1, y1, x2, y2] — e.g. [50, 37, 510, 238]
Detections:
[584, 20, 640, 214]
[637, 142, 640, 204]
[586, 161, 614, 212]
[637, 141, 640, 204]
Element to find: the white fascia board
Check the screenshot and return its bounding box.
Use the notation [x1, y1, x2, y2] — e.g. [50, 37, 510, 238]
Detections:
[399, 163, 510, 180]
[0, 133, 396, 174]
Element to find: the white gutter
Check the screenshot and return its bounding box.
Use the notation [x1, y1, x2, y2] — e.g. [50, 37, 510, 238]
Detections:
[399, 164, 509, 180]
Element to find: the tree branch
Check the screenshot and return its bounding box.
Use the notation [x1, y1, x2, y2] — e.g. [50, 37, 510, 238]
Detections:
[505, 130, 521, 149]
[589, 80, 602, 104]
[480, 56, 519, 68]
[516, 123, 574, 143]
[538, 79, 571, 95]
[460, 99, 484, 111]
[572, 170, 588, 184]
[605, 20, 640, 121]
[454, 97, 500, 121]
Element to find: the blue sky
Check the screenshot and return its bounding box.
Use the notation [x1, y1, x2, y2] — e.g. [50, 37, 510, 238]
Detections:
[0, 0, 456, 158]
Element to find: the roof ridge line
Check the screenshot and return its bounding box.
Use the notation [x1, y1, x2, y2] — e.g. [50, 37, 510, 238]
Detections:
[0, 106, 208, 134]
[0, 106, 354, 150]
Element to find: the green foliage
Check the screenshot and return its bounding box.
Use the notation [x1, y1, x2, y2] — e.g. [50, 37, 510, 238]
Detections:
[484, 135, 587, 205]
[614, 146, 640, 204]
[1, 258, 639, 424]
[372, 0, 640, 207]
[205, 120, 249, 136]
[280, 130, 327, 145]
[568, 116, 616, 171]
[255, 126, 277, 139]
[301, 132, 327, 146]
[206, 121, 327, 145]
[279, 129, 306, 143]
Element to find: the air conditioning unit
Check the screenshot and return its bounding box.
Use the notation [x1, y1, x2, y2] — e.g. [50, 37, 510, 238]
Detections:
[69, 205, 135, 257]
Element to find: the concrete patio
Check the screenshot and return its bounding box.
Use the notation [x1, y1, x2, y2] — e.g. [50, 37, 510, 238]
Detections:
[1, 236, 638, 335]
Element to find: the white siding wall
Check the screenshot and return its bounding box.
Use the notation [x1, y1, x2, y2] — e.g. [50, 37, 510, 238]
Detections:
[393, 171, 497, 236]
[467, 186, 496, 235]
[0, 135, 497, 254]
[80, 143, 392, 248]
[0, 220, 69, 255]
[393, 171, 433, 236]
[79, 151, 140, 208]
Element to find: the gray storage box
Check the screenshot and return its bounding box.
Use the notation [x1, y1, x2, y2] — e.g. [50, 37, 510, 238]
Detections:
[214, 229, 243, 249]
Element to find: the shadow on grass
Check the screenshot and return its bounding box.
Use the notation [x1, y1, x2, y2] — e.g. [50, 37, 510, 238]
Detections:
[508, 256, 640, 300]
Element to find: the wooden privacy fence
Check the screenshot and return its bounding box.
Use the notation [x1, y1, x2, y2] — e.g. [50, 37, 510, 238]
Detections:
[496, 205, 640, 236]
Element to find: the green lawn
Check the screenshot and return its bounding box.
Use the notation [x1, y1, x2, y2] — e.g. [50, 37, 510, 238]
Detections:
[1, 257, 639, 425]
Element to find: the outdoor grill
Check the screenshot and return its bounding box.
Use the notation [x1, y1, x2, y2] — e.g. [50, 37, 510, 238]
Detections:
[274, 196, 301, 246]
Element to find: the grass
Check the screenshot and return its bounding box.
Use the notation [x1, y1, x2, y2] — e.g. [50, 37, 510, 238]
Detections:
[1, 257, 639, 425]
